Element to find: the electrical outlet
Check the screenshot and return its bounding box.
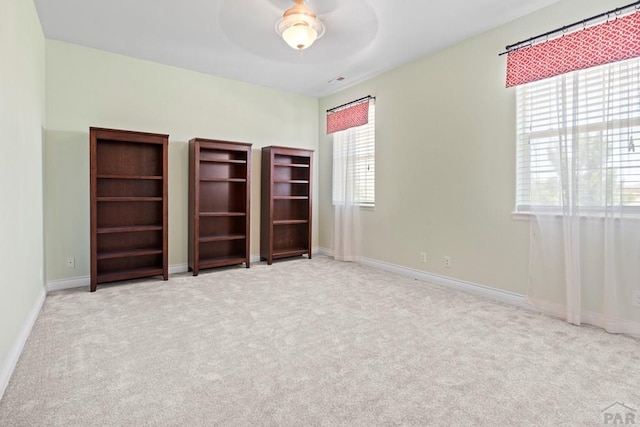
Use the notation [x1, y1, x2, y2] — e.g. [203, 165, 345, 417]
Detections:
[65, 257, 75, 269]
[444, 256, 451, 268]
[633, 290, 640, 307]
[420, 252, 427, 263]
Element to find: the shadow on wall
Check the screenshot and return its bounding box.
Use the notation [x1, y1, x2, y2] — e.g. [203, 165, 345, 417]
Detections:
[44, 130, 90, 281]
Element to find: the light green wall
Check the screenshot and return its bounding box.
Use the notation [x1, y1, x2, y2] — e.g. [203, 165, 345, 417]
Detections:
[45, 40, 319, 281]
[318, 0, 629, 294]
[0, 0, 45, 383]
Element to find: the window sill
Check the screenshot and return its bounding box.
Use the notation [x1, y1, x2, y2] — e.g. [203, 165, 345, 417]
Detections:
[511, 212, 531, 221]
[512, 211, 640, 221]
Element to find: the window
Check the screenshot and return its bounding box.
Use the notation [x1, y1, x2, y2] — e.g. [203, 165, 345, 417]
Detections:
[516, 56, 640, 213]
[332, 103, 375, 206]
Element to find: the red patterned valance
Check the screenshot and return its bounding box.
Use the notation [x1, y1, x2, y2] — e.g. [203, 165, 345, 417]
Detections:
[327, 101, 369, 134]
[506, 12, 640, 87]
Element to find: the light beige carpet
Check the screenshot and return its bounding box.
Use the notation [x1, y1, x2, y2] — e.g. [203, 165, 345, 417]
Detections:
[0, 255, 639, 426]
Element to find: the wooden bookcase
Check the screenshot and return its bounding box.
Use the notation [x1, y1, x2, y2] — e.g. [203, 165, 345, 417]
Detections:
[189, 138, 252, 275]
[90, 127, 169, 292]
[260, 146, 313, 265]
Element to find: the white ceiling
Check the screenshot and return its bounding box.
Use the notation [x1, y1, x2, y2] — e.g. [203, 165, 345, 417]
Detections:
[33, 0, 559, 98]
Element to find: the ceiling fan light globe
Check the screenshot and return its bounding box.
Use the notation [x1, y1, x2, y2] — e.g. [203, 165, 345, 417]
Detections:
[282, 24, 317, 50]
[275, 3, 325, 51]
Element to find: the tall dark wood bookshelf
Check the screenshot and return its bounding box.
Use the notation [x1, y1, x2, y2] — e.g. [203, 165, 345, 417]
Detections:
[189, 138, 251, 275]
[261, 146, 313, 265]
[90, 127, 169, 292]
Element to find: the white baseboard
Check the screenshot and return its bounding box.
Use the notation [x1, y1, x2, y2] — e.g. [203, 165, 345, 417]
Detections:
[45, 256, 290, 291]
[358, 256, 640, 335]
[47, 263, 193, 292]
[527, 295, 640, 337]
[46, 276, 89, 292]
[359, 256, 535, 310]
[318, 247, 333, 257]
[168, 263, 188, 274]
[167, 254, 322, 271]
[317, 249, 529, 309]
[0, 287, 46, 401]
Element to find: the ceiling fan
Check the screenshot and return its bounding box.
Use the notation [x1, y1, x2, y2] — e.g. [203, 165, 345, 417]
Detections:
[218, 0, 377, 66]
[275, 0, 326, 51]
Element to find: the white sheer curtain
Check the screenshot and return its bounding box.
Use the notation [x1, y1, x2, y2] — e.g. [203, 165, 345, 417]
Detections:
[332, 127, 361, 262]
[523, 58, 640, 334]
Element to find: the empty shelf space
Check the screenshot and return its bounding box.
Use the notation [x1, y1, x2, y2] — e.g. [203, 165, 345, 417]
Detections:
[91, 128, 168, 291]
[273, 162, 309, 168]
[198, 256, 247, 268]
[96, 267, 164, 284]
[274, 179, 309, 184]
[199, 234, 245, 243]
[97, 249, 163, 260]
[97, 174, 163, 180]
[199, 158, 247, 164]
[261, 147, 313, 264]
[273, 249, 308, 258]
[273, 219, 309, 225]
[97, 225, 163, 234]
[273, 196, 309, 200]
[199, 212, 246, 217]
[199, 178, 247, 183]
[97, 197, 163, 202]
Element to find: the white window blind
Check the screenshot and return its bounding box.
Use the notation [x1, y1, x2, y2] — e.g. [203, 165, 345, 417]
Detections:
[516, 56, 640, 213]
[332, 103, 375, 206]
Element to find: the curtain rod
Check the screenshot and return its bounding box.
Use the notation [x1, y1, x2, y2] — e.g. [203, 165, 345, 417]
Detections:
[498, 0, 640, 56]
[326, 95, 375, 113]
